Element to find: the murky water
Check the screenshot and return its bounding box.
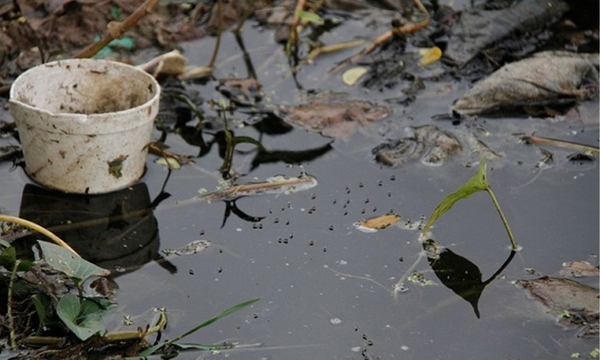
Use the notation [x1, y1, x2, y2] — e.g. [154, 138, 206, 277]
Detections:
[1, 17, 598, 360]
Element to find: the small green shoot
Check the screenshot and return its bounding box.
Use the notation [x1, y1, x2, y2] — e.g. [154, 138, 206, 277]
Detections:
[138, 298, 260, 356]
[297, 10, 324, 25]
[422, 158, 518, 250]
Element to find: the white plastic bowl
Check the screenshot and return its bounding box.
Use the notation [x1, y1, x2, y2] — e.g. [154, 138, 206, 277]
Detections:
[9, 59, 160, 194]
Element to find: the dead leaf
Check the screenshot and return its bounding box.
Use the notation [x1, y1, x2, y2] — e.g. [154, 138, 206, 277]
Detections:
[354, 213, 401, 233]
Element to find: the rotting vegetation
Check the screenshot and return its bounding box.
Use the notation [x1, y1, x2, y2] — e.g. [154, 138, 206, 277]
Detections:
[0, 0, 599, 358]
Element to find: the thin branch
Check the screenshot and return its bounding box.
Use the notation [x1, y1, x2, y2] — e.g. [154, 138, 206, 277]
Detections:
[73, 0, 160, 59]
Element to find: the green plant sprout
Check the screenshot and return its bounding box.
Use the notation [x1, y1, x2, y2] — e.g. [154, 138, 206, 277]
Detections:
[422, 157, 518, 250]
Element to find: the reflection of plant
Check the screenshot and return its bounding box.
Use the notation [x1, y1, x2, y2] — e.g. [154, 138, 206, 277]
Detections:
[423, 157, 518, 250]
[0, 216, 258, 358]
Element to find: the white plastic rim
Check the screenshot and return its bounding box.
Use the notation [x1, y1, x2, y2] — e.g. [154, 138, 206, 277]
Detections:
[9, 59, 160, 194]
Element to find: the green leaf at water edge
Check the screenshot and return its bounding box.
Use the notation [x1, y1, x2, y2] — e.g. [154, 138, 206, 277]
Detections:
[57, 294, 113, 341]
[38, 241, 111, 281]
[423, 159, 489, 236]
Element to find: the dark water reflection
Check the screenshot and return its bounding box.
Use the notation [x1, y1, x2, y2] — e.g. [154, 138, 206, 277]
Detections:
[424, 238, 516, 318]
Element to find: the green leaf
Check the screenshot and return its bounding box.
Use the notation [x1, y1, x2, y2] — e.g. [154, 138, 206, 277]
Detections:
[423, 158, 489, 236]
[232, 136, 267, 152]
[38, 241, 111, 281]
[31, 293, 51, 331]
[0, 246, 32, 272]
[57, 294, 112, 340]
[0, 245, 16, 270]
[296, 10, 325, 25]
[138, 298, 260, 357]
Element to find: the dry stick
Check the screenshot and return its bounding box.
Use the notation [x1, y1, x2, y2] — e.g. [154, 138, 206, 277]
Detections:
[520, 134, 600, 154]
[73, 0, 160, 59]
[0, 215, 80, 257]
[208, 0, 223, 69]
[329, 0, 430, 74]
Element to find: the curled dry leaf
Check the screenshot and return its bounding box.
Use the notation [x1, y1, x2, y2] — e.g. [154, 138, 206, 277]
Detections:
[138, 50, 187, 78]
[453, 51, 599, 116]
[354, 213, 401, 233]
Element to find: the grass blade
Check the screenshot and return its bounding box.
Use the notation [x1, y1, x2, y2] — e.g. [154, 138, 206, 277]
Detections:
[138, 298, 260, 357]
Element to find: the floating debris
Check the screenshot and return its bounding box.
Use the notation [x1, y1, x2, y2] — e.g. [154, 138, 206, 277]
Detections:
[162, 240, 211, 257]
[201, 175, 318, 202]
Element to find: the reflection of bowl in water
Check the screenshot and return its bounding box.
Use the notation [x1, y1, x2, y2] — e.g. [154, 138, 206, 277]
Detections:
[16, 183, 159, 272]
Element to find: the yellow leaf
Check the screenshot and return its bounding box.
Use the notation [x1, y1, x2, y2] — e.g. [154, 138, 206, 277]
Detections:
[419, 47, 442, 65]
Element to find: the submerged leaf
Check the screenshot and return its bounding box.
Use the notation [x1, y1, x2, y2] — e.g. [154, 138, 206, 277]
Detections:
[373, 125, 462, 167]
[515, 276, 599, 336]
[278, 97, 391, 138]
[423, 159, 489, 236]
[39, 241, 111, 281]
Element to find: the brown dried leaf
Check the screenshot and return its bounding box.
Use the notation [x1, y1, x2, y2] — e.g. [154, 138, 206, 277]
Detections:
[354, 213, 401, 232]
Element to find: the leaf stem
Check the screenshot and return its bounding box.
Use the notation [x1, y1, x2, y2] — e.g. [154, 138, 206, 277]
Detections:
[8, 259, 19, 350]
[208, 0, 223, 69]
[485, 187, 518, 250]
[0, 215, 80, 257]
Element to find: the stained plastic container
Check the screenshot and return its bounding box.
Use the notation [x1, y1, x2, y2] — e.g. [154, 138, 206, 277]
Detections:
[9, 59, 160, 194]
